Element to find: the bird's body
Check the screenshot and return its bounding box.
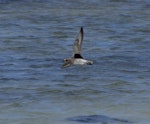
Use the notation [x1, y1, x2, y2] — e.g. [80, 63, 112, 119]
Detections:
[72, 58, 93, 65]
[62, 27, 93, 68]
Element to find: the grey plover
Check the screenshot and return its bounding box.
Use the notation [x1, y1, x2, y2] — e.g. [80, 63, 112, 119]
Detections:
[62, 27, 93, 68]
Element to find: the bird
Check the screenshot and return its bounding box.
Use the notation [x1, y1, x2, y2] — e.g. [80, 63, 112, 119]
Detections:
[62, 27, 93, 68]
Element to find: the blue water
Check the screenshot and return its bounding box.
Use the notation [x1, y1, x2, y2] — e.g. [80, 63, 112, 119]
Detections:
[0, 0, 150, 124]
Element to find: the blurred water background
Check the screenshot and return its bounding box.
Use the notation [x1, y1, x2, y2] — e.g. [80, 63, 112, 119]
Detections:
[0, 0, 150, 124]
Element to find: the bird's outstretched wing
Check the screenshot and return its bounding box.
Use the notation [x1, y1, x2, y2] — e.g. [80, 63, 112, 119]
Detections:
[73, 27, 83, 58]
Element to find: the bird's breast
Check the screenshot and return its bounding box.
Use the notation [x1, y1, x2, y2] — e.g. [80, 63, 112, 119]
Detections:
[73, 59, 88, 65]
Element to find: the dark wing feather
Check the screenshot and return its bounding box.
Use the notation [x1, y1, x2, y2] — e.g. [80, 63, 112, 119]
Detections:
[73, 27, 83, 57]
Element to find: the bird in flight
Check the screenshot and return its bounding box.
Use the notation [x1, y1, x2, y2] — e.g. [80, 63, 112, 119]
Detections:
[62, 27, 93, 68]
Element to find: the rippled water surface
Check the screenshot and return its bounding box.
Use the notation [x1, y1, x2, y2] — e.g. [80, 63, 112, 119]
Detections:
[0, 0, 150, 124]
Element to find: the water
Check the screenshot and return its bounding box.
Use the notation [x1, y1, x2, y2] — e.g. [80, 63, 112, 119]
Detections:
[0, 0, 150, 124]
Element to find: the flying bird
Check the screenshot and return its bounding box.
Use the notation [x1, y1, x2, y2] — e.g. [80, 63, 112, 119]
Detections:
[62, 27, 93, 68]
